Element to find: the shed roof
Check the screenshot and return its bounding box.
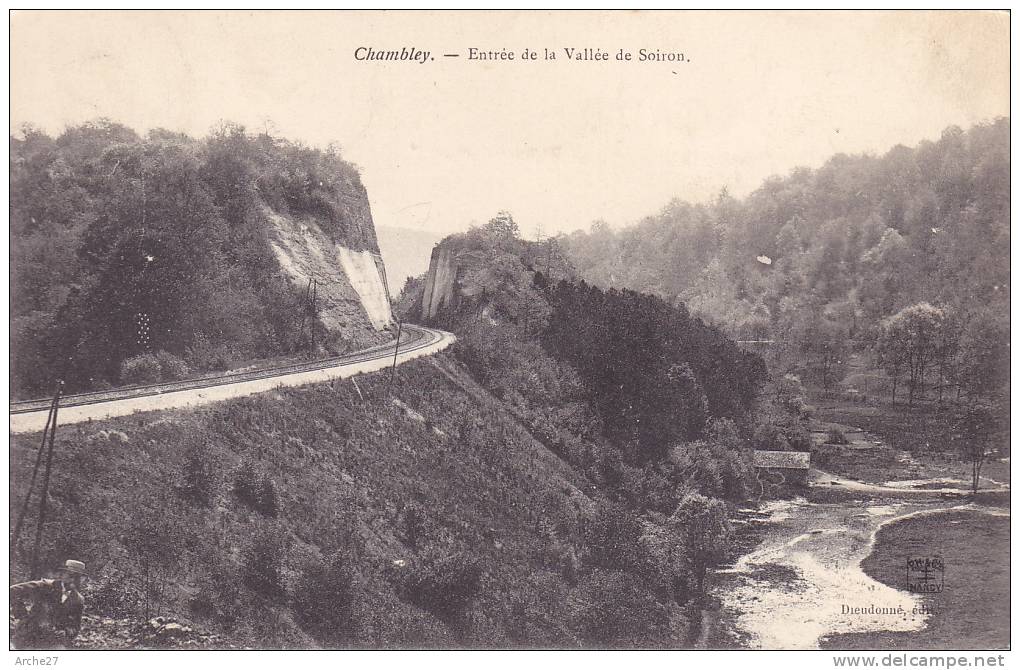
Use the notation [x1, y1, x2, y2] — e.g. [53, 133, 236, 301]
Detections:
[753, 450, 811, 469]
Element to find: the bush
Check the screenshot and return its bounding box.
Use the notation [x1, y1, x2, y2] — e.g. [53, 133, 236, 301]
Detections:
[569, 569, 671, 648]
[155, 350, 190, 380]
[401, 502, 430, 550]
[185, 334, 234, 371]
[242, 527, 287, 601]
[291, 551, 356, 645]
[580, 502, 649, 575]
[405, 552, 483, 623]
[179, 442, 217, 506]
[233, 459, 279, 517]
[825, 428, 849, 445]
[752, 418, 812, 452]
[119, 350, 190, 385]
[120, 353, 164, 385]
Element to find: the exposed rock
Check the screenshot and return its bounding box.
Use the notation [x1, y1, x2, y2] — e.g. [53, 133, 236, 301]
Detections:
[71, 614, 232, 650]
[266, 207, 392, 347]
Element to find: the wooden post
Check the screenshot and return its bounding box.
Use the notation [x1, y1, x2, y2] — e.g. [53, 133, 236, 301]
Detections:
[29, 382, 63, 578]
[389, 319, 403, 390]
[10, 387, 60, 560]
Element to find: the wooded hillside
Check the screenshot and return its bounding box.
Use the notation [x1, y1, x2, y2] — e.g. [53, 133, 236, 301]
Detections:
[561, 120, 1009, 402]
[11, 120, 379, 397]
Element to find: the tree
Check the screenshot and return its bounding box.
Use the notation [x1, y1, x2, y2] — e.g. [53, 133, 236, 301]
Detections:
[667, 493, 731, 606]
[798, 311, 848, 397]
[876, 321, 909, 404]
[878, 303, 945, 404]
[932, 311, 961, 403]
[955, 310, 1009, 402]
[482, 210, 520, 249]
[951, 404, 995, 493]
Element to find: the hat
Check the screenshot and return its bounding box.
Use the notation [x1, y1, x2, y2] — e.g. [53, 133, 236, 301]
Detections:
[59, 560, 87, 576]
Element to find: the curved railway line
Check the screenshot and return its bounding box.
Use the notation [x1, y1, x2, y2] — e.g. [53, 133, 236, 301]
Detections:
[9, 323, 454, 434]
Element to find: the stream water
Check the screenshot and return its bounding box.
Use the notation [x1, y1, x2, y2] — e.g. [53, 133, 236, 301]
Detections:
[715, 496, 943, 649]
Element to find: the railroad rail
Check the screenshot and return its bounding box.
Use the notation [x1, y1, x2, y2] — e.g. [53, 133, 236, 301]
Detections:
[9, 324, 454, 434]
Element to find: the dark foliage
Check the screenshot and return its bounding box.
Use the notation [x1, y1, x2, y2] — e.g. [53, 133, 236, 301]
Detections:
[241, 527, 287, 601]
[404, 552, 483, 624]
[569, 569, 672, 648]
[291, 551, 357, 645]
[233, 459, 279, 517]
[543, 280, 767, 462]
[179, 442, 218, 507]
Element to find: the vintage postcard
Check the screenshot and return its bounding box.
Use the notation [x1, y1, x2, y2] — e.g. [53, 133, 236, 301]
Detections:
[7, 9, 1010, 664]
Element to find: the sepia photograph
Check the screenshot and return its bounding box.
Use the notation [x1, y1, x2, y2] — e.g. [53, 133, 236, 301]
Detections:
[6, 8, 1011, 662]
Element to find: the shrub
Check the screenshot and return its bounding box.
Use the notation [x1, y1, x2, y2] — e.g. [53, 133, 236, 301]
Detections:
[185, 334, 234, 371]
[120, 501, 189, 618]
[291, 551, 356, 645]
[569, 569, 671, 648]
[233, 460, 260, 506]
[401, 502, 430, 550]
[256, 477, 280, 517]
[119, 350, 190, 385]
[155, 350, 190, 380]
[120, 353, 164, 385]
[580, 502, 649, 575]
[84, 563, 142, 617]
[752, 418, 812, 452]
[179, 442, 217, 506]
[826, 428, 849, 445]
[233, 459, 279, 517]
[405, 552, 483, 623]
[242, 527, 287, 601]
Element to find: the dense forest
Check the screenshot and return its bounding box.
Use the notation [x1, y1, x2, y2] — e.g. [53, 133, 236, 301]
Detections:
[11, 120, 376, 398]
[561, 121, 1010, 405]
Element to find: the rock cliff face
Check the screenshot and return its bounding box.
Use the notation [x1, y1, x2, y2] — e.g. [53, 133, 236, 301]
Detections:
[420, 243, 459, 320]
[265, 202, 393, 349]
[419, 237, 500, 322]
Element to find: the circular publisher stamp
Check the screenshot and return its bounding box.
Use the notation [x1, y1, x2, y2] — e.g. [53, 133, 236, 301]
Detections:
[907, 557, 945, 594]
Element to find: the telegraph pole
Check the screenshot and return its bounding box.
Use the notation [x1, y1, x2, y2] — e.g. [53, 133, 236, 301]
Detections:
[310, 278, 318, 350]
[10, 383, 61, 560]
[389, 318, 403, 390]
[28, 380, 63, 578]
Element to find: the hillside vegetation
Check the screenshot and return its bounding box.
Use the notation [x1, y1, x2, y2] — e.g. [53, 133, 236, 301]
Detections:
[12, 357, 726, 649]
[11, 120, 381, 398]
[561, 121, 1009, 406]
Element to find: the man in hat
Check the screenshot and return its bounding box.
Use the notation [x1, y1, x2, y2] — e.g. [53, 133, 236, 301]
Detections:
[9, 560, 87, 650]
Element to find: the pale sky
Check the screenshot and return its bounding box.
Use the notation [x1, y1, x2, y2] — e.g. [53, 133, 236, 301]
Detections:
[10, 10, 1010, 239]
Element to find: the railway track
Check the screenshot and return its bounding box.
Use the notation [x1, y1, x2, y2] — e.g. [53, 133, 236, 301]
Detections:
[9, 324, 454, 434]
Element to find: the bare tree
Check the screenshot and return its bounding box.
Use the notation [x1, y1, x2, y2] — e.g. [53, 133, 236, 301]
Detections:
[952, 404, 995, 494]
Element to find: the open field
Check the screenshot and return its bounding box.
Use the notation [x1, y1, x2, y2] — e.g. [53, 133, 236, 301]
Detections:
[807, 390, 1010, 489]
[812, 395, 1009, 458]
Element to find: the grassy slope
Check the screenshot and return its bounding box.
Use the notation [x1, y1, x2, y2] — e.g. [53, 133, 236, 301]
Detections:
[10, 355, 593, 648]
[821, 511, 1010, 650]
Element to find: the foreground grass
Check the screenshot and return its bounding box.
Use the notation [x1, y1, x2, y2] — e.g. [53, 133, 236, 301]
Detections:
[821, 510, 1009, 650]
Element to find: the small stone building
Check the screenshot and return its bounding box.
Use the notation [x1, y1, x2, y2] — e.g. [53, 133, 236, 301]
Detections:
[753, 450, 811, 485]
